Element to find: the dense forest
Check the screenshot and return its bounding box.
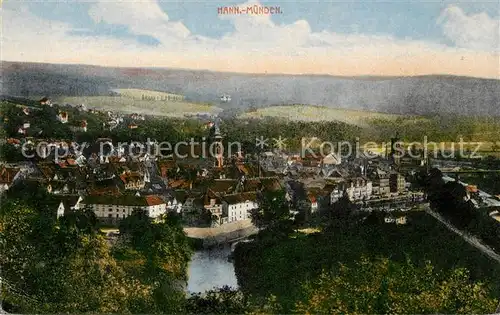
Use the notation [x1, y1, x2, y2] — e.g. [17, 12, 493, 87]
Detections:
[233, 191, 500, 313]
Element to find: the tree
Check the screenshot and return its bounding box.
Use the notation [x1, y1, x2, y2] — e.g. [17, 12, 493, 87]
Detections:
[492, 143, 500, 152]
[321, 194, 357, 232]
[119, 210, 192, 281]
[185, 286, 250, 314]
[0, 200, 151, 313]
[250, 190, 293, 234]
[295, 258, 498, 314]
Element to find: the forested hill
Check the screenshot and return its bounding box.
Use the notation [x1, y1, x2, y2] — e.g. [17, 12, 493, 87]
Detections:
[2, 61, 499, 116]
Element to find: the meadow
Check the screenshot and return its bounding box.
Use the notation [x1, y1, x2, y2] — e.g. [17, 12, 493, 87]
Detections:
[238, 104, 401, 127]
[57, 95, 223, 117]
[112, 88, 184, 99]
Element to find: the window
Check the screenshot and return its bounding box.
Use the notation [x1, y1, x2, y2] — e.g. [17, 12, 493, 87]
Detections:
[108, 208, 112, 212]
[108, 214, 112, 218]
[116, 214, 119, 218]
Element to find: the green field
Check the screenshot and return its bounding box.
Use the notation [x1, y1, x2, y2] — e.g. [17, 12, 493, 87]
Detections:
[112, 88, 184, 99]
[57, 95, 223, 117]
[239, 105, 401, 126]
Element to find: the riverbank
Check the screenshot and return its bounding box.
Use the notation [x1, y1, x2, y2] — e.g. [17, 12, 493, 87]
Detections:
[184, 219, 258, 248]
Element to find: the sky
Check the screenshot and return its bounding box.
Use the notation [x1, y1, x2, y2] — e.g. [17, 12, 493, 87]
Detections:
[2, 0, 499, 78]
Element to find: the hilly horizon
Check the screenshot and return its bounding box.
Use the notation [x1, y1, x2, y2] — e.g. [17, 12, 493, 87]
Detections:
[2, 61, 499, 117]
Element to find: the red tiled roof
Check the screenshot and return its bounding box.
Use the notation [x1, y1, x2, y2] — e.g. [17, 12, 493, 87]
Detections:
[169, 179, 192, 189]
[308, 194, 317, 203]
[0, 167, 20, 185]
[120, 172, 143, 184]
[210, 179, 237, 194]
[466, 185, 478, 193]
[145, 195, 164, 206]
[7, 138, 21, 144]
[66, 158, 77, 166]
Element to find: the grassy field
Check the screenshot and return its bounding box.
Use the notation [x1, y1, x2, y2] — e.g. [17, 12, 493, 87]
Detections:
[239, 105, 401, 126]
[112, 88, 184, 99]
[57, 96, 223, 117]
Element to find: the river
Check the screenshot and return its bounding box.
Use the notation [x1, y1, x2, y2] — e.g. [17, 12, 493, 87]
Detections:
[187, 245, 238, 294]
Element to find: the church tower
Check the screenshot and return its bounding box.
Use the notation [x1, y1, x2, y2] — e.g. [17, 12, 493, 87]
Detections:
[213, 121, 224, 168]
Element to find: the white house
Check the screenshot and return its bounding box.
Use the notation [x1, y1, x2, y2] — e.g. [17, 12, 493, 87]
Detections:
[39, 97, 52, 106]
[81, 195, 166, 223]
[70, 120, 87, 133]
[222, 192, 258, 223]
[164, 191, 185, 213]
[56, 195, 83, 218]
[220, 94, 231, 103]
[346, 177, 373, 201]
[384, 215, 407, 225]
[330, 184, 345, 204]
[57, 111, 69, 124]
[308, 194, 318, 212]
[166, 197, 183, 213]
[331, 177, 372, 203]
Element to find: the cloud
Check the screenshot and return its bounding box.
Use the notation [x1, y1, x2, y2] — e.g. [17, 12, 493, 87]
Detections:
[438, 5, 500, 51]
[87, 0, 190, 42]
[1, 1, 499, 78]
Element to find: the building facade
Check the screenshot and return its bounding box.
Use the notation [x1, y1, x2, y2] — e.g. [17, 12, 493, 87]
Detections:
[222, 192, 258, 223]
[81, 195, 166, 224]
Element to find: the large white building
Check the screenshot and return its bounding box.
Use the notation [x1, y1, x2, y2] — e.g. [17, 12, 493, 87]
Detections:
[81, 194, 166, 223]
[331, 177, 373, 203]
[222, 192, 258, 223]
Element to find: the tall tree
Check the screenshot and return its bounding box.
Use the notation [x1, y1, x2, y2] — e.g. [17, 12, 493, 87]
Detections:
[249, 190, 294, 235]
